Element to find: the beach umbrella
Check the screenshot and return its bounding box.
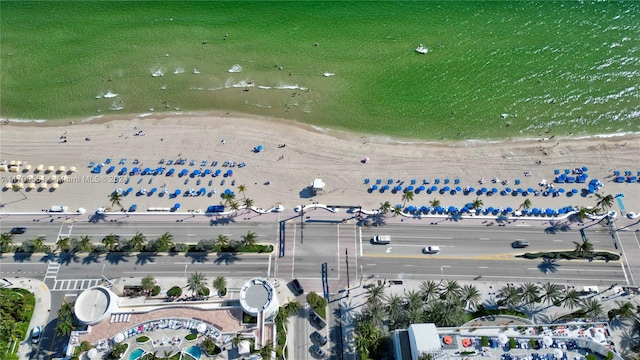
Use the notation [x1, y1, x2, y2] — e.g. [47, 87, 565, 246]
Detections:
[543, 336, 553, 347]
[256, 145, 263, 152]
[435, 205, 443, 212]
[420, 206, 429, 212]
[517, 188, 523, 193]
[388, 179, 393, 184]
[500, 190, 507, 196]
[58, 166, 66, 172]
[557, 188, 565, 193]
[87, 348, 98, 359]
[4, 183, 12, 189]
[448, 206, 457, 213]
[382, 185, 389, 190]
[527, 187, 534, 193]
[36, 164, 44, 172]
[406, 185, 414, 191]
[9, 160, 16, 166]
[113, 333, 125, 343]
[410, 179, 416, 185]
[571, 188, 579, 194]
[396, 204, 403, 208]
[48, 175, 56, 183]
[532, 208, 540, 215]
[395, 185, 402, 191]
[58, 177, 65, 183]
[430, 186, 437, 191]
[505, 187, 512, 193]
[491, 187, 498, 193]
[418, 185, 425, 192]
[467, 187, 475, 193]
[443, 186, 450, 192]
[174, 203, 181, 209]
[498, 333, 508, 345]
[47, 165, 55, 172]
[371, 185, 378, 190]
[28, 183, 36, 189]
[455, 186, 462, 192]
[582, 166, 588, 172]
[52, 183, 59, 190]
[545, 208, 554, 216]
[376, 179, 382, 184]
[24, 164, 32, 171]
[39, 183, 47, 189]
[506, 207, 513, 213]
[70, 166, 77, 173]
[174, 189, 181, 195]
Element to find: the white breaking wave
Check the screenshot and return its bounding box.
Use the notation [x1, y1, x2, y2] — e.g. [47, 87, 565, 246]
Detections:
[323, 72, 335, 77]
[109, 101, 124, 111]
[224, 79, 254, 88]
[103, 91, 118, 98]
[192, 68, 200, 74]
[174, 67, 185, 75]
[227, 64, 242, 73]
[151, 68, 164, 77]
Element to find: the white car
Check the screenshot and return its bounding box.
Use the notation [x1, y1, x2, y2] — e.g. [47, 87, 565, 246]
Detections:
[423, 246, 441, 254]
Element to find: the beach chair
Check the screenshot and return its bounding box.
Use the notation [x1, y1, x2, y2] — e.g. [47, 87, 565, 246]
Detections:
[88, 161, 95, 168]
[119, 158, 126, 165]
[166, 159, 174, 165]
[105, 158, 111, 164]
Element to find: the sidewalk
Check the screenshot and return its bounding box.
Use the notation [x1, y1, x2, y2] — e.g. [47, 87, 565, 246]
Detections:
[4, 277, 52, 360]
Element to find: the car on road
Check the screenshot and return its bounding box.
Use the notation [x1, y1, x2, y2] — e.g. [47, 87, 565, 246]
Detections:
[10, 227, 26, 234]
[422, 246, 441, 254]
[289, 279, 304, 295]
[372, 235, 391, 244]
[310, 344, 327, 358]
[31, 326, 42, 344]
[309, 310, 327, 329]
[310, 331, 328, 346]
[512, 239, 530, 248]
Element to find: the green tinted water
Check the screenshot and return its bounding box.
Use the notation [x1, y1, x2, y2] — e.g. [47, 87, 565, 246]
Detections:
[1, 1, 639, 140]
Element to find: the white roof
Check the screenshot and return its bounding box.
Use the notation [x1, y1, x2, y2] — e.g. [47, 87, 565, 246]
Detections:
[408, 323, 441, 359]
[312, 179, 325, 189]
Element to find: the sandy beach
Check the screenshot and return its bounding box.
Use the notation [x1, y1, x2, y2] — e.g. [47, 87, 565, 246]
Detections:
[1, 112, 639, 216]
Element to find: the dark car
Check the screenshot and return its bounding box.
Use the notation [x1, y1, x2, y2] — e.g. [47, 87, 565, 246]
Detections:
[309, 311, 327, 329]
[310, 344, 326, 358]
[512, 239, 530, 248]
[10, 227, 26, 234]
[310, 331, 328, 346]
[290, 279, 304, 296]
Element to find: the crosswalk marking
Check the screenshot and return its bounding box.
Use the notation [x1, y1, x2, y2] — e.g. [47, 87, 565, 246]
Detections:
[51, 278, 102, 291]
[44, 261, 61, 279]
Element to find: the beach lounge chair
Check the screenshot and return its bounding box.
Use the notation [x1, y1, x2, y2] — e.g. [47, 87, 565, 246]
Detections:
[119, 158, 126, 165]
[105, 158, 111, 164]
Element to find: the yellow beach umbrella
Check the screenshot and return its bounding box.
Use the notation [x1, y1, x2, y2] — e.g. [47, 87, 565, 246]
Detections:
[36, 175, 45, 183]
[36, 164, 44, 172]
[8, 166, 18, 172]
[9, 160, 16, 166]
[28, 183, 36, 189]
[40, 183, 48, 189]
[52, 183, 59, 190]
[16, 183, 24, 189]
[4, 183, 12, 189]
[0, 165, 7, 172]
[46, 165, 55, 172]
[58, 166, 66, 173]
[69, 166, 77, 173]
[24, 164, 32, 171]
[48, 175, 57, 183]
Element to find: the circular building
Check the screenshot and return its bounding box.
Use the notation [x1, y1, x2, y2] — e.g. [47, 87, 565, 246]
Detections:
[239, 278, 279, 318]
[74, 286, 119, 325]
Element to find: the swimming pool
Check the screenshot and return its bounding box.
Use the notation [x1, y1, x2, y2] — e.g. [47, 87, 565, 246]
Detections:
[184, 345, 201, 360]
[129, 348, 145, 360]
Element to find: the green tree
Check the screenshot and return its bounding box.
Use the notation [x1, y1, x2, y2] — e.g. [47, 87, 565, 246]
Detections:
[154, 232, 174, 253]
[221, 192, 236, 205]
[240, 231, 258, 248]
[362, 301, 386, 328]
[385, 294, 405, 329]
[102, 234, 119, 252]
[541, 282, 562, 306]
[56, 237, 71, 252]
[471, 197, 483, 210]
[379, 201, 391, 214]
[55, 302, 76, 336]
[78, 235, 93, 252]
[404, 289, 423, 313]
[130, 231, 146, 252]
[255, 340, 274, 359]
[243, 198, 254, 210]
[562, 289, 581, 310]
[109, 191, 124, 210]
[460, 284, 482, 310]
[520, 199, 532, 210]
[419, 280, 440, 302]
[141, 275, 156, 297]
[498, 284, 521, 309]
[283, 300, 301, 316]
[214, 234, 230, 249]
[1, 232, 15, 253]
[429, 198, 440, 208]
[608, 300, 635, 321]
[392, 207, 402, 217]
[228, 201, 240, 214]
[365, 284, 386, 306]
[187, 272, 208, 296]
[521, 282, 541, 305]
[401, 190, 414, 207]
[581, 298, 604, 319]
[212, 275, 227, 296]
[237, 184, 247, 198]
[440, 280, 462, 304]
[595, 193, 614, 214]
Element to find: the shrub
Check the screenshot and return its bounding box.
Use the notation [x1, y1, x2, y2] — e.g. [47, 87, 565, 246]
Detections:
[481, 336, 488, 347]
[306, 292, 328, 318]
[529, 339, 536, 349]
[185, 333, 197, 341]
[173, 243, 189, 252]
[509, 338, 516, 349]
[108, 343, 128, 359]
[136, 336, 149, 344]
[201, 337, 220, 356]
[167, 286, 182, 297]
[151, 285, 161, 296]
[219, 288, 227, 297]
[606, 351, 614, 360]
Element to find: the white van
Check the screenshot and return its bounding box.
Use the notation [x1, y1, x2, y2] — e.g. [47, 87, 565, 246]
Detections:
[372, 235, 391, 244]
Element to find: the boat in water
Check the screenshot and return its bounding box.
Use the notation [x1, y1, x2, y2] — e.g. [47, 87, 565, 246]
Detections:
[415, 44, 428, 54]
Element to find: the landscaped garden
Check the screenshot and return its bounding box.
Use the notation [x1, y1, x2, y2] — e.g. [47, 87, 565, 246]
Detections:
[0, 287, 36, 360]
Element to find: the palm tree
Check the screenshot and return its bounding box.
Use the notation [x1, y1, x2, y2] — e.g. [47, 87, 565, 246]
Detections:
[498, 284, 522, 309]
[440, 280, 462, 304]
[32, 236, 47, 253]
[460, 284, 482, 310]
[256, 340, 274, 359]
[385, 294, 404, 328]
[1, 232, 15, 253]
[240, 231, 258, 248]
[401, 190, 414, 207]
[102, 234, 119, 252]
[141, 275, 156, 296]
[228, 201, 240, 214]
[521, 282, 541, 305]
[429, 198, 440, 208]
[237, 184, 247, 198]
[283, 300, 301, 316]
[581, 298, 604, 319]
[365, 284, 386, 306]
[576, 207, 592, 220]
[562, 289, 581, 310]
[573, 239, 594, 256]
[595, 193, 614, 214]
[379, 201, 392, 214]
[541, 282, 562, 306]
[78, 235, 93, 252]
[109, 191, 124, 210]
[212, 275, 227, 296]
[129, 231, 146, 252]
[55, 315, 75, 336]
[214, 234, 230, 249]
[419, 280, 440, 302]
[363, 302, 386, 328]
[187, 272, 208, 296]
[471, 197, 483, 210]
[608, 300, 635, 321]
[392, 207, 402, 217]
[404, 289, 423, 313]
[155, 232, 174, 252]
[243, 198, 254, 211]
[519, 199, 532, 210]
[221, 192, 236, 205]
[56, 237, 71, 252]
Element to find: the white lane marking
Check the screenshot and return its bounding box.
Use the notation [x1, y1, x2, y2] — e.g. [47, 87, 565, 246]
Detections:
[365, 264, 377, 266]
[267, 254, 272, 277]
[479, 238, 491, 240]
[479, 266, 489, 269]
[553, 240, 563, 242]
[359, 227, 363, 257]
[621, 262, 629, 285]
[404, 264, 414, 267]
[187, 234, 197, 236]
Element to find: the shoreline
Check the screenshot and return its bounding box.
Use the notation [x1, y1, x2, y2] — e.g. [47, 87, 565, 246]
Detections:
[3, 111, 640, 145]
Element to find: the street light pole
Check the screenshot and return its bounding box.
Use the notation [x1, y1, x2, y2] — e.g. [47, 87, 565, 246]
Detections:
[345, 248, 350, 296]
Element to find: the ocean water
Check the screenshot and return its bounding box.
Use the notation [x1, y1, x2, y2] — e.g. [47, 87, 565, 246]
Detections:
[1, 1, 639, 140]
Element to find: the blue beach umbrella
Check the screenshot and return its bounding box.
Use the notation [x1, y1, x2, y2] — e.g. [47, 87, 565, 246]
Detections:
[383, 185, 390, 190]
[481, 187, 487, 193]
[517, 188, 523, 193]
[455, 186, 462, 192]
[506, 207, 513, 212]
[505, 187, 512, 193]
[532, 208, 540, 215]
[406, 185, 414, 191]
[527, 187, 534, 193]
[396, 185, 403, 191]
[444, 178, 450, 184]
[557, 188, 565, 193]
[388, 179, 393, 184]
[491, 187, 498, 193]
[468, 187, 475, 192]
[546, 208, 554, 216]
[174, 203, 181, 209]
[500, 190, 507, 196]
[443, 186, 450, 192]
[396, 204, 403, 208]
[430, 186, 438, 191]
[571, 188, 579, 194]
[418, 185, 425, 192]
[411, 179, 417, 185]
[582, 166, 588, 172]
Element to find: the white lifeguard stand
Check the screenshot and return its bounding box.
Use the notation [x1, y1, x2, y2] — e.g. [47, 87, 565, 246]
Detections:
[312, 179, 325, 195]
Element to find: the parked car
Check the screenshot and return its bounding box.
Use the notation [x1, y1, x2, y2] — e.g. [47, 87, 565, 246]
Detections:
[309, 310, 327, 329]
[310, 344, 327, 358]
[31, 326, 42, 344]
[10, 227, 26, 234]
[512, 239, 530, 248]
[422, 246, 441, 254]
[310, 331, 328, 346]
[289, 279, 304, 296]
